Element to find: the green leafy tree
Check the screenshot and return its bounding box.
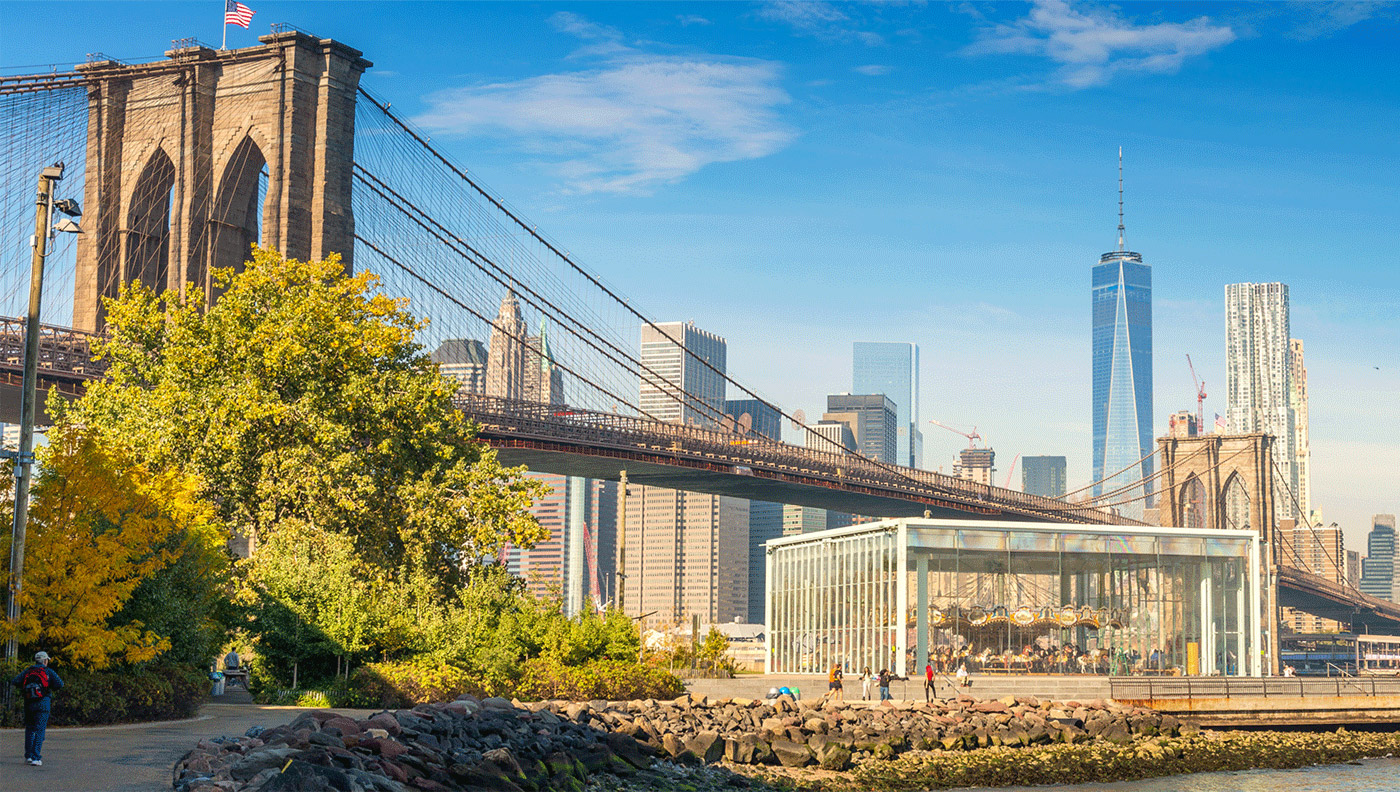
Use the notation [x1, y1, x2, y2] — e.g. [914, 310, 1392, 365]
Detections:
[53, 247, 547, 678]
[57, 247, 547, 581]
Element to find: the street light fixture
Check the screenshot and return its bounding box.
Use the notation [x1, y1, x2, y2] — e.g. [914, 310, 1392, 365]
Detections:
[4, 162, 80, 664]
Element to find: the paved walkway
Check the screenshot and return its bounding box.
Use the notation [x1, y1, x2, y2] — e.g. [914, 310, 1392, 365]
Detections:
[0, 690, 373, 792]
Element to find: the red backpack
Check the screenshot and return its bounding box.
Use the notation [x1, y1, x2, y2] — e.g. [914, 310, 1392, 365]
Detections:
[21, 667, 49, 701]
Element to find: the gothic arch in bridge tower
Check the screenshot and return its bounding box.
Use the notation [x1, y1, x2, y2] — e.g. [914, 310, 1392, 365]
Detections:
[122, 147, 177, 297]
[72, 32, 371, 332]
[1177, 474, 1209, 530]
[1221, 472, 1251, 532]
[208, 135, 269, 292]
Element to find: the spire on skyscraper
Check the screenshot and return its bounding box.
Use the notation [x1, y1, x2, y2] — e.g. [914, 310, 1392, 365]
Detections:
[1117, 146, 1125, 251]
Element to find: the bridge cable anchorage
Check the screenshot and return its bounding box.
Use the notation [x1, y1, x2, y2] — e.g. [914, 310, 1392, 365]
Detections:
[352, 233, 661, 423]
[351, 165, 738, 430]
[1270, 455, 1361, 597]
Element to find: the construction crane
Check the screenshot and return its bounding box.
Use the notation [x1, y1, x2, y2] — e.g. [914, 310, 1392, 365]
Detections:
[928, 419, 983, 449]
[1003, 453, 1021, 489]
[1186, 354, 1207, 430]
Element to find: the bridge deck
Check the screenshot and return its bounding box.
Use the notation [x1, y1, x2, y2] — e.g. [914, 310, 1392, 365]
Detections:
[460, 395, 1137, 525]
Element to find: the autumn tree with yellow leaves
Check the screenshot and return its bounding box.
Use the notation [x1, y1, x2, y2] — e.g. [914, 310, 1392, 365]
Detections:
[0, 432, 222, 669]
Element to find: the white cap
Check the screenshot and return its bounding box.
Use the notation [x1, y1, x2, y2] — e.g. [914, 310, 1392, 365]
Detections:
[34, 651, 49, 663]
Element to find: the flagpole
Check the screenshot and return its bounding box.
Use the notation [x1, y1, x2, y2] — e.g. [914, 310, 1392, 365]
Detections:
[221, 1, 227, 50]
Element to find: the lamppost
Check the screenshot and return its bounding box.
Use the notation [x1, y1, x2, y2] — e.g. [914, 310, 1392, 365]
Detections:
[4, 162, 82, 663]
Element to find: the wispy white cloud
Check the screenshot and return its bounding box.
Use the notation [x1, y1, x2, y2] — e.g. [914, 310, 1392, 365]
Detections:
[967, 0, 1236, 89]
[677, 14, 712, 27]
[1281, 1, 1393, 40]
[414, 14, 794, 195]
[758, 0, 885, 45]
[853, 64, 892, 76]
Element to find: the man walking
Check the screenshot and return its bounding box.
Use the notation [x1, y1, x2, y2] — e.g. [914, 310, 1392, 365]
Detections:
[11, 651, 64, 766]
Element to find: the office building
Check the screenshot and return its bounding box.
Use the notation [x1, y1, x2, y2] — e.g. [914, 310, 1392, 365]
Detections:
[782, 504, 828, 536]
[1021, 456, 1068, 498]
[640, 321, 726, 427]
[725, 399, 782, 624]
[727, 395, 784, 624]
[725, 398, 782, 441]
[1280, 519, 1345, 633]
[510, 474, 617, 615]
[1348, 550, 1361, 587]
[1167, 410, 1198, 438]
[807, 421, 856, 455]
[523, 320, 565, 406]
[953, 447, 996, 486]
[1290, 339, 1312, 518]
[823, 393, 898, 464]
[1360, 515, 1397, 602]
[1225, 283, 1298, 521]
[622, 485, 749, 628]
[486, 294, 527, 400]
[431, 339, 487, 395]
[853, 342, 922, 468]
[1092, 150, 1153, 520]
[627, 320, 746, 628]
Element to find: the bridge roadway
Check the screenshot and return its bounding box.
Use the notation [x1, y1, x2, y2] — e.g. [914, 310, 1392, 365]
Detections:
[6, 318, 1400, 629]
[456, 394, 1132, 525]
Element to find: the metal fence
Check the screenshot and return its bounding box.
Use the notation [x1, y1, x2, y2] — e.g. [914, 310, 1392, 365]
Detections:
[1110, 675, 1400, 700]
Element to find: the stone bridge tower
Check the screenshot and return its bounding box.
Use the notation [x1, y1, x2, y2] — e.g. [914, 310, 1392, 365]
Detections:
[1157, 431, 1280, 673]
[72, 31, 370, 331]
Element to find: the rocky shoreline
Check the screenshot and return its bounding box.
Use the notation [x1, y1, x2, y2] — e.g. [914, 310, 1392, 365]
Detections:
[171, 693, 1400, 792]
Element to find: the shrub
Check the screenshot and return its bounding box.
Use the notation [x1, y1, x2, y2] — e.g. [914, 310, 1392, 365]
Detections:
[0, 662, 207, 727]
[335, 656, 683, 708]
[511, 657, 683, 702]
[342, 659, 479, 709]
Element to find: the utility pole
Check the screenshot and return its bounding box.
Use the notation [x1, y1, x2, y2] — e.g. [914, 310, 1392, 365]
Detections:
[616, 470, 628, 615]
[5, 164, 63, 662]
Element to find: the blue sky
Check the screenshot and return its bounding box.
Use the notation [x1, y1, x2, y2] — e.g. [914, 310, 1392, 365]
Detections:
[3, 1, 1397, 549]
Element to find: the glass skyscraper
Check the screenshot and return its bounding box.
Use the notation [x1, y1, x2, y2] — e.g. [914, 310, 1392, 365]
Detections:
[1092, 154, 1153, 517]
[852, 342, 922, 468]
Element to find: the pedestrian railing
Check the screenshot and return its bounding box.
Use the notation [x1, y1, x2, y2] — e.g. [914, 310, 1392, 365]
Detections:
[1110, 675, 1400, 700]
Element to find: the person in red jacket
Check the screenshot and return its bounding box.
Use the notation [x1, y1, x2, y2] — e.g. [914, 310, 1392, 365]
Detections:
[11, 651, 65, 766]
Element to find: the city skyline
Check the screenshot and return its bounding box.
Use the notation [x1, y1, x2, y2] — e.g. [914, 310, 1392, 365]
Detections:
[2, 2, 1395, 550]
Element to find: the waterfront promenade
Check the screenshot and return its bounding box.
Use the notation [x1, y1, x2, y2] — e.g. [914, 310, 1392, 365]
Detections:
[688, 674, 1400, 727]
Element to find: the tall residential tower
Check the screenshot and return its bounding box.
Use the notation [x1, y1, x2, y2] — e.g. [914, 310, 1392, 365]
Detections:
[1091, 149, 1153, 518]
[1224, 283, 1298, 521]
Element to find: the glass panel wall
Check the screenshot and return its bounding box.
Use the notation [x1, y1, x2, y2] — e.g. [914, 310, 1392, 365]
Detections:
[767, 520, 1259, 677]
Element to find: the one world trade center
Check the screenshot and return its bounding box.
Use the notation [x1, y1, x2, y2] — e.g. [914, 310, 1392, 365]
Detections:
[1092, 149, 1153, 518]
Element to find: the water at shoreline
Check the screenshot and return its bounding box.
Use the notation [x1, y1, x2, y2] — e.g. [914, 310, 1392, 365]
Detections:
[954, 756, 1400, 791]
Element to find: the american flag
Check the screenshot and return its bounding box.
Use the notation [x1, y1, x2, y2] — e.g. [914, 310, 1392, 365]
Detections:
[224, 0, 255, 28]
[1214, 413, 1227, 433]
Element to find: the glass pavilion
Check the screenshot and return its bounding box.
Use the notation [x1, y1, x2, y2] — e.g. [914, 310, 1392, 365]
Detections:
[766, 518, 1262, 678]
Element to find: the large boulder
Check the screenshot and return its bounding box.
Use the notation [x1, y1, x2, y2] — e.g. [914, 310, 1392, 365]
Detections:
[771, 739, 814, 767]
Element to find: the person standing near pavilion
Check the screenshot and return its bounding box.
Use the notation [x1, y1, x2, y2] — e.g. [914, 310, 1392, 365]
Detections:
[11, 651, 65, 766]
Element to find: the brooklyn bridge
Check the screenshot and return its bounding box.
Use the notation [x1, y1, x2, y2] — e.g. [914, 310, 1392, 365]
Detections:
[2, 29, 1397, 640]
